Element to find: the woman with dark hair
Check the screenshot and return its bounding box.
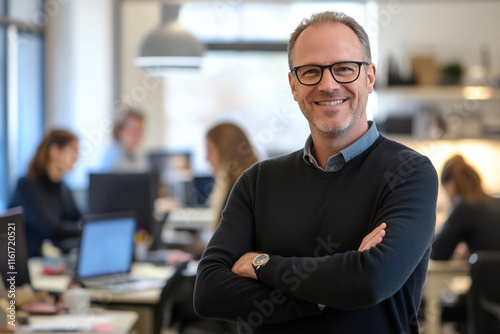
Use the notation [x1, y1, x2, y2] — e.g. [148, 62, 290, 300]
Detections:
[9, 129, 82, 257]
[431, 154, 500, 260]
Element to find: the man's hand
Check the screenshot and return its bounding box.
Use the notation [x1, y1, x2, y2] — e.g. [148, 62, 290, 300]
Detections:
[358, 223, 387, 251]
[232, 252, 259, 279]
[231, 223, 387, 280]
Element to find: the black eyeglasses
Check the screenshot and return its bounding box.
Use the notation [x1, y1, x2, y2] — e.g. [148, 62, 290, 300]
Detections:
[291, 61, 370, 86]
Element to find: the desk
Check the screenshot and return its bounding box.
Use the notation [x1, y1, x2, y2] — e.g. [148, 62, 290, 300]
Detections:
[29, 259, 174, 334]
[17, 309, 137, 333]
[165, 207, 212, 231]
[163, 207, 213, 245]
[424, 260, 470, 334]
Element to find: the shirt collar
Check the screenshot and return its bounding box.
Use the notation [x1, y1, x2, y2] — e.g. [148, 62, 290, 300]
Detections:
[303, 121, 379, 172]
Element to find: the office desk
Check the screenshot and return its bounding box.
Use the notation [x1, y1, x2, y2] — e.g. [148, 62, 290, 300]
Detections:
[17, 309, 137, 333]
[162, 207, 213, 245]
[165, 207, 212, 231]
[29, 259, 174, 334]
[423, 260, 470, 334]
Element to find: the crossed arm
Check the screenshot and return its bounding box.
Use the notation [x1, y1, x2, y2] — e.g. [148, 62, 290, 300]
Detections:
[194, 158, 437, 322]
[231, 223, 387, 280]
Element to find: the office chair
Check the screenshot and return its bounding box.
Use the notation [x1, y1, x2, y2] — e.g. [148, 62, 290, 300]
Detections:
[467, 252, 500, 334]
[156, 260, 237, 334]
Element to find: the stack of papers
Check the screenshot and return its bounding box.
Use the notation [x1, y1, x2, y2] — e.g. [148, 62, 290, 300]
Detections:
[25, 314, 114, 332]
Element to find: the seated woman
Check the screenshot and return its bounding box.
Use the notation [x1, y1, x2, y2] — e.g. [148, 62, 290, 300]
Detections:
[159, 123, 258, 333]
[9, 129, 82, 257]
[166, 122, 259, 265]
[205, 122, 260, 231]
[431, 154, 500, 260]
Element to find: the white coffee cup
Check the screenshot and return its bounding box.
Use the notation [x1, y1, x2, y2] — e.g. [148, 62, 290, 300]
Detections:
[65, 288, 91, 315]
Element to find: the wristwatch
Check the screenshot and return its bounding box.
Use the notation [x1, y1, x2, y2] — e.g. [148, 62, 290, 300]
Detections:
[252, 253, 270, 275]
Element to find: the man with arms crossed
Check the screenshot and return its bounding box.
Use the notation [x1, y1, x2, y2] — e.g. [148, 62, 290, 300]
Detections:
[194, 11, 437, 334]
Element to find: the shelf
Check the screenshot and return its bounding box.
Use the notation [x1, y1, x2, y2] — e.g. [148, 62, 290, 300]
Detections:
[375, 86, 500, 101]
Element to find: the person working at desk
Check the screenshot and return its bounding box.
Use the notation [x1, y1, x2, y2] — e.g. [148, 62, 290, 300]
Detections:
[166, 122, 259, 265]
[194, 11, 438, 334]
[101, 105, 148, 172]
[205, 122, 259, 231]
[9, 129, 81, 257]
[431, 154, 500, 260]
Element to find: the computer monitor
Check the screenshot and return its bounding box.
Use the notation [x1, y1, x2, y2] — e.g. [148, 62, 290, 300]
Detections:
[147, 151, 191, 175]
[147, 151, 195, 205]
[87, 173, 158, 233]
[0, 206, 31, 288]
[192, 176, 214, 206]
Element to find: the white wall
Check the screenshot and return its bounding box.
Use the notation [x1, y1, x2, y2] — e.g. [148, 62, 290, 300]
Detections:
[45, 0, 113, 188]
[376, 1, 500, 87]
[121, 1, 166, 150]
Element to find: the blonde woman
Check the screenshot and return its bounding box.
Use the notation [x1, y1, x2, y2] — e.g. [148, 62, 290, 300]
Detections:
[165, 123, 258, 266]
[205, 122, 259, 230]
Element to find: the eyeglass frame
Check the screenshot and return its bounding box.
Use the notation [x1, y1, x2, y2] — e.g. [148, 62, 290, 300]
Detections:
[290, 61, 370, 86]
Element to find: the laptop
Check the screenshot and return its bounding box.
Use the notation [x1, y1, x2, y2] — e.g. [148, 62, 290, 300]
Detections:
[0, 207, 31, 288]
[76, 212, 166, 293]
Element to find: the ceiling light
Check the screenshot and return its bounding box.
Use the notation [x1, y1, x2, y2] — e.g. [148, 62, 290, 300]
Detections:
[135, 3, 205, 70]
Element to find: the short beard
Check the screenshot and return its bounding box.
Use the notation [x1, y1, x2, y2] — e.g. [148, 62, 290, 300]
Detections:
[301, 101, 365, 139]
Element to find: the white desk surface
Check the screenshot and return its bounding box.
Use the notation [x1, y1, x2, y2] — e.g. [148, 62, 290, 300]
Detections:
[16, 309, 138, 334]
[424, 259, 470, 334]
[166, 207, 213, 230]
[29, 259, 174, 305]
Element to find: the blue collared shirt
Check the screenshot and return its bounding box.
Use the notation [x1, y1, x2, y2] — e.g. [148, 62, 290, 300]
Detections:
[303, 121, 379, 172]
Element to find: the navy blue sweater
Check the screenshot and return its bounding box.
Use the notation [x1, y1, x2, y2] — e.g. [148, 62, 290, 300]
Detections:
[194, 135, 438, 334]
[431, 197, 500, 260]
[9, 174, 81, 257]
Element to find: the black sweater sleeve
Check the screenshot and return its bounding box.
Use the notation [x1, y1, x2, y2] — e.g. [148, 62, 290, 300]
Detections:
[10, 177, 81, 241]
[194, 172, 323, 323]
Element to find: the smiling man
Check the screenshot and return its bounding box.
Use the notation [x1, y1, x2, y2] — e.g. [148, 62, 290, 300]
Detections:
[194, 11, 438, 334]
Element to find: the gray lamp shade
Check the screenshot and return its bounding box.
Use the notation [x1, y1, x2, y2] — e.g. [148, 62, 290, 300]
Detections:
[135, 4, 205, 69]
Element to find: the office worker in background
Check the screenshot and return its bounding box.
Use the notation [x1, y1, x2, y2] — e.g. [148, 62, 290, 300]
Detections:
[9, 129, 81, 257]
[431, 154, 500, 260]
[166, 122, 259, 265]
[205, 122, 259, 230]
[158, 123, 258, 334]
[101, 105, 148, 172]
[194, 11, 438, 334]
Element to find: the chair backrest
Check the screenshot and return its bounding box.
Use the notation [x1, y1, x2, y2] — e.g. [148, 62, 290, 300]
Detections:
[156, 260, 236, 334]
[468, 252, 500, 334]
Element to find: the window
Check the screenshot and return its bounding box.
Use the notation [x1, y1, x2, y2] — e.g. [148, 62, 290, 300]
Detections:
[0, 26, 6, 210]
[8, 0, 43, 22]
[0, 0, 45, 210]
[16, 32, 44, 177]
[163, 51, 311, 173]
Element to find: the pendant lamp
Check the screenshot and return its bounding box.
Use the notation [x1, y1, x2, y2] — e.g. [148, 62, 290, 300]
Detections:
[135, 3, 205, 69]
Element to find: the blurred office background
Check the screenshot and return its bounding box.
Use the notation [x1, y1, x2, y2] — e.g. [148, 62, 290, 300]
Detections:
[1, 0, 500, 217]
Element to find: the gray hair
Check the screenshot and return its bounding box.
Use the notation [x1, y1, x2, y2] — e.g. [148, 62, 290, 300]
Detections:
[288, 11, 372, 69]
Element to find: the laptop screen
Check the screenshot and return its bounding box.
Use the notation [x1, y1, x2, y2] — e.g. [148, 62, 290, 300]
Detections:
[77, 213, 136, 279]
[0, 207, 31, 287]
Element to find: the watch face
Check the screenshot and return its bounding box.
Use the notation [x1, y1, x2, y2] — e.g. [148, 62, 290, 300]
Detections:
[254, 254, 269, 265]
